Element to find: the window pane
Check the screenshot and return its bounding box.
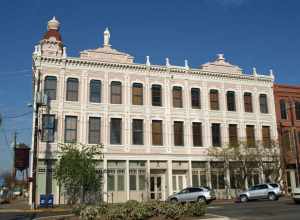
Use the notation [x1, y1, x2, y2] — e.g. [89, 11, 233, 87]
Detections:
[152, 120, 163, 145]
[44, 76, 57, 100]
[111, 81, 122, 104]
[228, 124, 238, 146]
[132, 119, 144, 145]
[212, 123, 221, 147]
[107, 173, 115, 191]
[244, 92, 253, 113]
[42, 114, 55, 142]
[262, 126, 271, 147]
[280, 99, 287, 119]
[295, 102, 300, 120]
[110, 118, 122, 144]
[117, 174, 124, 191]
[152, 85, 162, 106]
[65, 116, 77, 143]
[227, 91, 236, 111]
[246, 125, 255, 147]
[132, 83, 143, 105]
[89, 117, 101, 144]
[90, 80, 101, 103]
[130, 175, 137, 190]
[193, 122, 202, 147]
[259, 94, 268, 113]
[139, 175, 145, 190]
[173, 86, 183, 108]
[174, 121, 184, 146]
[66, 78, 79, 101]
[192, 175, 199, 187]
[191, 88, 201, 108]
[210, 90, 219, 110]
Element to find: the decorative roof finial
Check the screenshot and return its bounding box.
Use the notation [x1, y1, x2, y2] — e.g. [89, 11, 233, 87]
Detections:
[252, 67, 257, 76]
[146, 56, 151, 66]
[166, 57, 170, 67]
[103, 27, 111, 47]
[269, 69, 274, 78]
[47, 16, 60, 30]
[217, 53, 225, 61]
[184, 59, 189, 70]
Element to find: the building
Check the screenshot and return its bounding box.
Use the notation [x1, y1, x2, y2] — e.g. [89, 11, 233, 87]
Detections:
[30, 17, 278, 205]
[273, 84, 300, 192]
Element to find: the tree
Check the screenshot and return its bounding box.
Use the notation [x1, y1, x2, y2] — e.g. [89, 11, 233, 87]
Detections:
[54, 143, 103, 205]
[208, 139, 282, 198]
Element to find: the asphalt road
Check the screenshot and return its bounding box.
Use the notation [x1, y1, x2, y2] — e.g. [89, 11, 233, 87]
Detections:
[208, 198, 300, 220]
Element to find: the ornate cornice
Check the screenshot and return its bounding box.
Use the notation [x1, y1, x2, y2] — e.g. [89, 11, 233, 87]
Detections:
[33, 54, 274, 83]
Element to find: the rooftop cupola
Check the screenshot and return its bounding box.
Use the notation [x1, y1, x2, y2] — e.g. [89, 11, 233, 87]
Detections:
[39, 16, 64, 57]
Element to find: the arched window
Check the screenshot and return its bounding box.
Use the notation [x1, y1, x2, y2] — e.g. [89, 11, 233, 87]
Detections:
[259, 94, 268, 113]
[44, 76, 57, 100]
[90, 80, 101, 103]
[210, 89, 219, 110]
[152, 84, 162, 106]
[111, 81, 122, 104]
[132, 83, 143, 105]
[226, 91, 236, 111]
[66, 78, 79, 101]
[244, 92, 253, 113]
[173, 86, 183, 108]
[191, 88, 201, 109]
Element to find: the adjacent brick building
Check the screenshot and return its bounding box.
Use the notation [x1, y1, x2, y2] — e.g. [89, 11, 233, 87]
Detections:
[274, 84, 300, 192]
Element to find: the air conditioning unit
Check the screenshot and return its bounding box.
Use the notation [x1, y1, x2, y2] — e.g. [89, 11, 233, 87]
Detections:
[36, 92, 48, 106]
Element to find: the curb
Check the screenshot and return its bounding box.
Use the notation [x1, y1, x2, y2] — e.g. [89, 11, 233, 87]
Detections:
[0, 208, 71, 213]
[33, 214, 75, 220]
[204, 214, 231, 220]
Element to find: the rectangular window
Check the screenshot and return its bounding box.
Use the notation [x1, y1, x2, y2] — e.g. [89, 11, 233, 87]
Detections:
[262, 126, 271, 147]
[132, 83, 143, 105]
[259, 94, 268, 113]
[295, 101, 300, 120]
[90, 80, 101, 103]
[210, 90, 219, 110]
[280, 99, 287, 119]
[191, 88, 201, 109]
[192, 175, 199, 187]
[42, 114, 55, 142]
[107, 173, 115, 191]
[88, 117, 101, 144]
[110, 118, 122, 144]
[227, 91, 236, 111]
[246, 125, 255, 147]
[111, 81, 122, 104]
[129, 175, 137, 190]
[192, 122, 202, 147]
[282, 130, 291, 151]
[244, 92, 253, 113]
[152, 120, 163, 145]
[132, 119, 144, 145]
[139, 174, 146, 190]
[44, 76, 57, 100]
[117, 174, 125, 191]
[152, 84, 162, 106]
[228, 124, 238, 146]
[66, 78, 79, 101]
[212, 123, 221, 147]
[173, 86, 183, 108]
[64, 116, 77, 143]
[174, 121, 184, 146]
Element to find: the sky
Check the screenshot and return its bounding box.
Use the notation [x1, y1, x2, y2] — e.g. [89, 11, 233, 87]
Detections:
[0, 0, 300, 172]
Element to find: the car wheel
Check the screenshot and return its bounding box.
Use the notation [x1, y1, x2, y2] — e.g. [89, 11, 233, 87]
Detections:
[268, 193, 277, 201]
[240, 195, 248, 203]
[170, 198, 178, 203]
[197, 196, 206, 203]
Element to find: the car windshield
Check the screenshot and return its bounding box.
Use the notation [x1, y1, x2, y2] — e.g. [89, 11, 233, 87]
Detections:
[269, 183, 279, 188]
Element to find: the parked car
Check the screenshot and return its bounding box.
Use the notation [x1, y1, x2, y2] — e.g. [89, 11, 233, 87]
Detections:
[292, 187, 300, 204]
[167, 187, 216, 204]
[0, 189, 11, 204]
[238, 183, 282, 202]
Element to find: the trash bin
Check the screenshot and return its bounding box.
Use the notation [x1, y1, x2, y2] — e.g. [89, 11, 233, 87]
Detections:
[40, 194, 47, 208]
[47, 194, 54, 208]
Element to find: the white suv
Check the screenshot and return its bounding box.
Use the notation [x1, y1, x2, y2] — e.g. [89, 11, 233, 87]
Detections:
[238, 183, 282, 202]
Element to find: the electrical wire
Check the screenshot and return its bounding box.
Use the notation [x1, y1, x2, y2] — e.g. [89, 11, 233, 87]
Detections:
[2, 111, 32, 119]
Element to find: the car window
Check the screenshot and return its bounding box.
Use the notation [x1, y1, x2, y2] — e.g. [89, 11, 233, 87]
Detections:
[258, 184, 268, 190]
[180, 188, 190, 194]
[269, 183, 279, 188]
[190, 188, 203, 192]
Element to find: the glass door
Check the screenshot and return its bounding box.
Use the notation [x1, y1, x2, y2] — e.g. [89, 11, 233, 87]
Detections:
[150, 175, 165, 200]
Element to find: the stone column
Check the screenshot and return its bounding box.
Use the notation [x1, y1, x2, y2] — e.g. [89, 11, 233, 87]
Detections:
[188, 160, 192, 187]
[167, 160, 173, 196]
[206, 161, 212, 188]
[126, 160, 130, 200]
[146, 160, 151, 200]
[103, 159, 108, 202]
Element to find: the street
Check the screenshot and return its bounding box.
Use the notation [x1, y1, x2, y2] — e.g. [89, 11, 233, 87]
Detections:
[208, 198, 300, 220]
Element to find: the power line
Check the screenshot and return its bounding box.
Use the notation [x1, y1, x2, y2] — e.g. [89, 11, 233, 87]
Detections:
[2, 111, 32, 119]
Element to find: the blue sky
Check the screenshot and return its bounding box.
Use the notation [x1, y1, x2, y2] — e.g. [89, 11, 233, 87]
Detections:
[0, 0, 300, 172]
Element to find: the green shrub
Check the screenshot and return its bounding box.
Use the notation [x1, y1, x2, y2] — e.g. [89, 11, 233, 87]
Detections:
[185, 202, 206, 217]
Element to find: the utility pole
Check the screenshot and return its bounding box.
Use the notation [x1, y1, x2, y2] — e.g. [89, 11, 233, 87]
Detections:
[12, 132, 17, 180]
